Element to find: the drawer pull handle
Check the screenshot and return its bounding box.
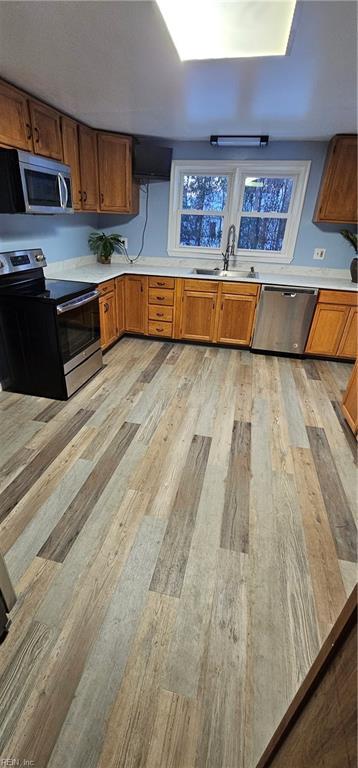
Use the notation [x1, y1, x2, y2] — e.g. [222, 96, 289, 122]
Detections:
[83, 191, 87, 202]
[157, 312, 164, 317]
[156, 295, 165, 300]
[156, 282, 165, 286]
[156, 327, 164, 332]
[104, 302, 109, 313]
[34, 126, 40, 143]
[26, 123, 32, 140]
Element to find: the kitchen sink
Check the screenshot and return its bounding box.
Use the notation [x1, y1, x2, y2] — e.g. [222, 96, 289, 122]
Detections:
[191, 268, 259, 279]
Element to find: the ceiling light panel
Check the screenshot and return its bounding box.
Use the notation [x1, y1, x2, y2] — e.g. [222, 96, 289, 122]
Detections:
[156, 0, 296, 61]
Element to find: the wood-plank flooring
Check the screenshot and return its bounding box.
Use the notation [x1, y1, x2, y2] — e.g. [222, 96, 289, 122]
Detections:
[0, 337, 356, 768]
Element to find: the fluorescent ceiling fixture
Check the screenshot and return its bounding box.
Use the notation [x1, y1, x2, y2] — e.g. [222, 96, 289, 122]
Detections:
[156, 0, 297, 61]
[210, 135, 269, 147]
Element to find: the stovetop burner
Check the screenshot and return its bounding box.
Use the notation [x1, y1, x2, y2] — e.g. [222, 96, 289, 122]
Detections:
[0, 249, 96, 303]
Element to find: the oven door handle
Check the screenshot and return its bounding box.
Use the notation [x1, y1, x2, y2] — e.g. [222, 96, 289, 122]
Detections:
[56, 290, 99, 315]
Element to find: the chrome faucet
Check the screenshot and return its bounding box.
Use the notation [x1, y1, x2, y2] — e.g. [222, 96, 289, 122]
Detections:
[222, 224, 236, 271]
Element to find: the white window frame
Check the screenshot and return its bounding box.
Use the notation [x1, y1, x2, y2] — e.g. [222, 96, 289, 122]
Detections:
[167, 159, 311, 264]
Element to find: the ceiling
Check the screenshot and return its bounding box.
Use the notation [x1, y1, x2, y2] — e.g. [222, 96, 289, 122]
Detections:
[0, 1, 356, 141]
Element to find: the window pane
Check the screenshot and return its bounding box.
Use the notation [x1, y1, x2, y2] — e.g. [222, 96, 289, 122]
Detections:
[180, 214, 223, 248]
[242, 177, 293, 213]
[238, 217, 287, 251]
[182, 175, 228, 211]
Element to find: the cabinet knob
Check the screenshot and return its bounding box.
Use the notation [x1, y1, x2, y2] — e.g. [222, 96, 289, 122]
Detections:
[34, 126, 40, 143]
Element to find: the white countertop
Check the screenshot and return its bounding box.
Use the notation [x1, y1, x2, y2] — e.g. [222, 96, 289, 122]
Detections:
[44, 261, 358, 293]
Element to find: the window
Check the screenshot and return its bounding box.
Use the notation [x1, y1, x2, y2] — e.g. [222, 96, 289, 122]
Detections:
[180, 174, 228, 249]
[168, 160, 310, 263]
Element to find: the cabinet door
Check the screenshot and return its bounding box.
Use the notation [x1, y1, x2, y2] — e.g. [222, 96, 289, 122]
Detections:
[180, 291, 217, 342]
[116, 277, 125, 337]
[337, 307, 358, 359]
[314, 135, 357, 223]
[341, 361, 357, 434]
[0, 80, 32, 150]
[78, 125, 99, 211]
[99, 292, 118, 350]
[216, 293, 257, 345]
[28, 100, 63, 160]
[305, 304, 350, 356]
[61, 116, 81, 210]
[97, 133, 132, 212]
[125, 276, 147, 334]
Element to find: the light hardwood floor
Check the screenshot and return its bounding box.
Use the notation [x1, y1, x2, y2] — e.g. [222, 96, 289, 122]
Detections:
[0, 338, 356, 768]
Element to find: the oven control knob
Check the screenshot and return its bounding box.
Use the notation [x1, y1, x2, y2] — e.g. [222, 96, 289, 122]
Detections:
[35, 254, 44, 262]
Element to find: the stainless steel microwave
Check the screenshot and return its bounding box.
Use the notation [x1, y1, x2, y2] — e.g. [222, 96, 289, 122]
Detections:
[0, 148, 74, 214]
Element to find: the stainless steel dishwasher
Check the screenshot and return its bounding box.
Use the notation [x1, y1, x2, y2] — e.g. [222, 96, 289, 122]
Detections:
[252, 284, 318, 354]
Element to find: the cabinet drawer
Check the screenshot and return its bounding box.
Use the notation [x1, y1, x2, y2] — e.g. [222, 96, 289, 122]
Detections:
[148, 288, 174, 306]
[148, 305, 173, 322]
[148, 320, 173, 337]
[98, 279, 115, 296]
[221, 281, 259, 297]
[149, 276, 175, 290]
[318, 290, 357, 306]
[184, 279, 218, 293]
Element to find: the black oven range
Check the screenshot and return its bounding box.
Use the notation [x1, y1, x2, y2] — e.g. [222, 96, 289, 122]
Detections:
[0, 249, 103, 399]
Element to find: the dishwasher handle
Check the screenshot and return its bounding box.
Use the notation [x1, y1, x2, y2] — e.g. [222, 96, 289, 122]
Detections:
[261, 285, 318, 297]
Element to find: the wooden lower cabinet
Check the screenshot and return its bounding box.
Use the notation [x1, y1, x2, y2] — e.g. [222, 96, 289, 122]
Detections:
[99, 292, 118, 350]
[337, 307, 358, 358]
[125, 276, 148, 334]
[216, 292, 257, 345]
[116, 277, 125, 337]
[341, 361, 358, 434]
[180, 290, 217, 342]
[305, 304, 351, 357]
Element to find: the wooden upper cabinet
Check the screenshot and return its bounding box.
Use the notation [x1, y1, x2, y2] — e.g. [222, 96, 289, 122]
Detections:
[216, 293, 257, 345]
[28, 99, 63, 160]
[78, 125, 99, 211]
[337, 307, 358, 359]
[314, 135, 357, 223]
[97, 133, 133, 212]
[0, 80, 32, 151]
[125, 276, 148, 334]
[61, 116, 81, 210]
[180, 290, 217, 342]
[305, 303, 351, 356]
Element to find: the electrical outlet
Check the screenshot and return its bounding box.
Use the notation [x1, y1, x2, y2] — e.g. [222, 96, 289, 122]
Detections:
[313, 248, 326, 260]
[118, 236, 128, 251]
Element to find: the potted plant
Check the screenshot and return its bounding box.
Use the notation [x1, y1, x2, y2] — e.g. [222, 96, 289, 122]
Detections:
[340, 229, 358, 283]
[88, 231, 126, 264]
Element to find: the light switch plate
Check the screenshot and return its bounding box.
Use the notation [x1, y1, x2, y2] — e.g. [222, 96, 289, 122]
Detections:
[313, 248, 326, 260]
